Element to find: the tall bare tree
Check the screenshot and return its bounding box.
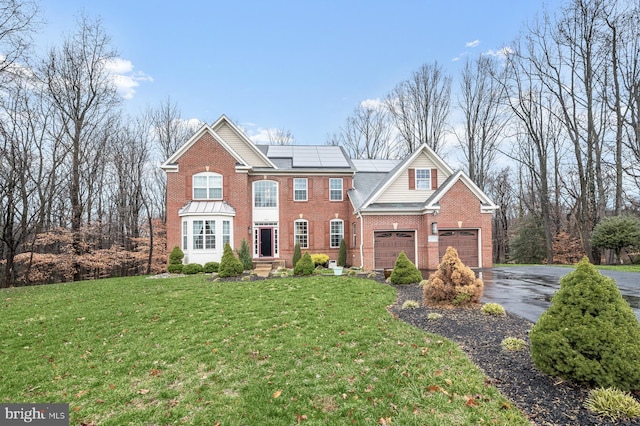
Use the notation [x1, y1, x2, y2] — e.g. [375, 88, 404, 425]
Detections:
[37, 13, 122, 274]
[150, 96, 195, 160]
[385, 62, 451, 155]
[267, 128, 295, 145]
[0, 0, 38, 86]
[457, 56, 509, 190]
[327, 102, 394, 159]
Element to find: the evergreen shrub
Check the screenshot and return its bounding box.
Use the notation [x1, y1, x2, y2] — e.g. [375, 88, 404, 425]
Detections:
[292, 242, 301, 268]
[203, 262, 219, 273]
[294, 252, 315, 276]
[389, 251, 423, 284]
[182, 263, 203, 274]
[219, 243, 244, 278]
[237, 239, 253, 271]
[338, 238, 347, 267]
[167, 246, 184, 273]
[529, 257, 640, 391]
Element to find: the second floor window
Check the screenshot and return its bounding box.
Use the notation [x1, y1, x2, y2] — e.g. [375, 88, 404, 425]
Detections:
[294, 178, 308, 201]
[254, 180, 278, 208]
[415, 169, 431, 190]
[193, 172, 222, 199]
[329, 178, 343, 201]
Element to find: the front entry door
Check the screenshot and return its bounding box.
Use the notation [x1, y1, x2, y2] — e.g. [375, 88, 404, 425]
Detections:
[259, 228, 273, 257]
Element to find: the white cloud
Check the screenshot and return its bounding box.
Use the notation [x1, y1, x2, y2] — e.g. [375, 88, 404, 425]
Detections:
[360, 98, 385, 110]
[105, 58, 153, 99]
[484, 46, 514, 59]
[465, 40, 480, 48]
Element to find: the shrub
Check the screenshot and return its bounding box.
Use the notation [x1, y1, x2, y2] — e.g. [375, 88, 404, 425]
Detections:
[591, 215, 640, 264]
[169, 245, 184, 263]
[338, 238, 347, 267]
[423, 247, 483, 306]
[167, 263, 183, 274]
[482, 303, 506, 316]
[311, 253, 329, 267]
[237, 239, 253, 271]
[182, 263, 203, 274]
[584, 387, 640, 421]
[292, 242, 302, 268]
[389, 251, 423, 284]
[401, 300, 419, 310]
[510, 215, 546, 264]
[203, 261, 219, 273]
[501, 337, 526, 351]
[218, 243, 244, 278]
[529, 257, 640, 391]
[294, 252, 315, 276]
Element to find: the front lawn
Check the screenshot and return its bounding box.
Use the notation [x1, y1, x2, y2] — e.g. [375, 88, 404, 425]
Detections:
[0, 275, 529, 425]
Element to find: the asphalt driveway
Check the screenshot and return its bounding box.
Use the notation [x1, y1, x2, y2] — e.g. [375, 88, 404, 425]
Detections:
[478, 265, 640, 323]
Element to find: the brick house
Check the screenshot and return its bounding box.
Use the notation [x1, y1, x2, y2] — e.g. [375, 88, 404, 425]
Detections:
[161, 115, 498, 270]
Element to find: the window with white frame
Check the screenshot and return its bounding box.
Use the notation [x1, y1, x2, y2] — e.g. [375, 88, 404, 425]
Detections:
[254, 180, 278, 207]
[182, 221, 188, 250]
[193, 172, 223, 199]
[293, 178, 308, 201]
[330, 219, 344, 248]
[193, 220, 215, 249]
[222, 220, 231, 246]
[329, 178, 343, 201]
[415, 169, 431, 190]
[294, 219, 308, 248]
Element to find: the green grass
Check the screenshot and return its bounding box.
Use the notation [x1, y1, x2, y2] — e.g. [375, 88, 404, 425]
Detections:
[0, 276, 529, 425]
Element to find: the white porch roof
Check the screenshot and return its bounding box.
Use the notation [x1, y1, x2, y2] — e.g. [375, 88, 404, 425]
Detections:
[178, 201, 236, 216]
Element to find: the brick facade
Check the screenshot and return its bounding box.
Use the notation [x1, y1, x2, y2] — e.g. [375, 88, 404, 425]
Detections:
[164, 118, 496, 271]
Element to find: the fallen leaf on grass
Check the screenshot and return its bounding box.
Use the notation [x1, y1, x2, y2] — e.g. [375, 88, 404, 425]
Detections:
[138, 389, 150, 395]
[273, 389, 282, 398]
[465, 398, 478, 407]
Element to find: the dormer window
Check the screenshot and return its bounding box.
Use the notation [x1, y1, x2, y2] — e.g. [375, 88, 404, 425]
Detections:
[193, 172, 222, 200]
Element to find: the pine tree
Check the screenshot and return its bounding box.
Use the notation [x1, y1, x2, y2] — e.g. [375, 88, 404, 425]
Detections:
[389, 251, 422, 284]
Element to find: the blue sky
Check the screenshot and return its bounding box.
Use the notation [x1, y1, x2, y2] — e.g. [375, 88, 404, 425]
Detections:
[38, 0, 563, 148]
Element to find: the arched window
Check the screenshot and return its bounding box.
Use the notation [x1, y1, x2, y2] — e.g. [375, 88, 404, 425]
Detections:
[193, 172, 223, 200]
[253, 180, 278, 208]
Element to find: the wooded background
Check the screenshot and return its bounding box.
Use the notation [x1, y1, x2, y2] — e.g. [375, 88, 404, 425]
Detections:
[1, 0, 639, 287]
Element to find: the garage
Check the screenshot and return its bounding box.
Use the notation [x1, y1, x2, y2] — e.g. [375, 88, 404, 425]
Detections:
[438, 229, 479, 267]
[374, 231, 416, 269]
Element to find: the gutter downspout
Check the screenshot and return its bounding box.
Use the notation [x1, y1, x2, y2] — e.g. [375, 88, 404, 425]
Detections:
[357, 211, 364, 269]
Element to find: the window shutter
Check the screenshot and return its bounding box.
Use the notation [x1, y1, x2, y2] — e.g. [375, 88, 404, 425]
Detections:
[431, 169, 438, 190]
[186, 174, 192, 199]
[308, 178, 313, 199]
[408, 168, 415, 190]
[308, 221, 314, 248]
[288, 178, 293, 201]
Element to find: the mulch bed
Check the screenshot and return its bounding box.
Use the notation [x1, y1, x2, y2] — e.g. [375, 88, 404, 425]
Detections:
[388, 283, 640, 426]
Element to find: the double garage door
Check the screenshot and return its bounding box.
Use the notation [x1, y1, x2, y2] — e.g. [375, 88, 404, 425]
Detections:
[374, 229, 479, 269]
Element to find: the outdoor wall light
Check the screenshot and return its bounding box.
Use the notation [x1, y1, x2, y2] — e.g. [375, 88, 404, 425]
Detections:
[431, 222, 438, 235]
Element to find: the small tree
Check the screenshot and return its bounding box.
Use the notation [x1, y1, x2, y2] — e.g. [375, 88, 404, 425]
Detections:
[591, 215, 640, 264]
[167, 246, 184, 273]
[219, 243, 244, 278]
[294, 251, 315, 276]
[292, 242, 301, 268]
[237, 239, 253, 270]
[389, 251, 422, 284]
[423, 246, 483, 305]
[530, 257, 640, 391]
[510, 215, 546, 263]
[338, 238, 347, 267]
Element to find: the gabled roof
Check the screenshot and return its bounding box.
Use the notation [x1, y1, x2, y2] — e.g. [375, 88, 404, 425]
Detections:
[355, 143, 454, 211]
[160, 115, 276, 171]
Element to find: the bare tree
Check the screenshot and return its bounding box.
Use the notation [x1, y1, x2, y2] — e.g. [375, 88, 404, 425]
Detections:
[0, 0, 38, 86]
[385, 62, 451, 155]
[37, 13, 122, 275]
[267, 128, 295, 145]
[149, 96, 195, 160]
[457, 55, 509, 190]
[327, 102, 394, 159]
